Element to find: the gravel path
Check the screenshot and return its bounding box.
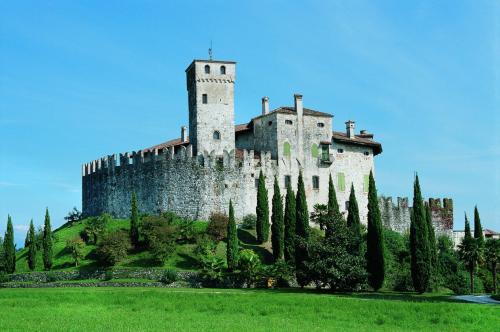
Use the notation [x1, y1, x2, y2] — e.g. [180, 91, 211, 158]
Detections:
[452, 295, 500, 304]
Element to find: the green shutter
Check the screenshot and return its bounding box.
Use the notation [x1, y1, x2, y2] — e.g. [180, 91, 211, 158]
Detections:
[338, 173, 345, 192]
[283, 142, 291, 156]
[363, 174, 369, 193]
[311, 144, 319, 158]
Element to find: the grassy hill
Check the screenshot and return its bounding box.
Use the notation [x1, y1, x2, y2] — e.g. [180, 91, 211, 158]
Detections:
[14, 216, 272, 273]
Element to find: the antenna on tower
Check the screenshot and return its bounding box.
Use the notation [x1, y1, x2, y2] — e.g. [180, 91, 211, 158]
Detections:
[208, 40, 213, 60]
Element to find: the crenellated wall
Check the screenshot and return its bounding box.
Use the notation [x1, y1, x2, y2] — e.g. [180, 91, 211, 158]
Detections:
[82, 145, 278, 220]
[378, 196, 453, 237]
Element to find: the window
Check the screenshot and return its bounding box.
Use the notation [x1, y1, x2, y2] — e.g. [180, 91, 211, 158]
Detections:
[337, 148, 344, 153]
[312, 176, 320, 189]
[337, 172, 346, 192]
[317, 122, 325, 128]
[363, 174, 370, 193]
[321, 145, 329, 161]
[255, 178, 259, 188]
[220, 66, 226, 75]
[202, 94, 208, 104]
[204, 65, 210, 74]
[364, 151, 370, 156]
[284, 175, 291, 188]
[213, 131, 221, 140]
[311, 143, 319, 158]
[285, 119, 293, 125]
[283, 142, 291, 157]
[268, 121, 273, 126]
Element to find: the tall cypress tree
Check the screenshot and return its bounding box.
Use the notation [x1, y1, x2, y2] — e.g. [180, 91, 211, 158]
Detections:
[226, 200, 239, 271]
[27, 220, 36, 271]
[473, 206, 484, 249]
[130, 192, 140, 246]
[425, 203, 437, 269]
[409, 175, 431, 293]
[256, 170, 269, 244]
[459, 213, 481, 293]
[4, 215, 16, 273]
[284, 183, 296, 265]
[327, 174, 340, 216]
[366, 170, 384, 290]
[347, 183, 362, 254]
[271, 176, 284, 261]
[42, 208, 53, 270]
[295, 170, 310, 287]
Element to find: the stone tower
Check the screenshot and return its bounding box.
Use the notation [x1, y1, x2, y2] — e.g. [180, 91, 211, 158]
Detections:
[186, 60, 236, 156]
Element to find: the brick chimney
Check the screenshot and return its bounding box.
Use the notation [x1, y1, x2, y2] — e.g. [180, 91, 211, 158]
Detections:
[294, 93, 303, 118]
[262, 96, 269, 115]
[345, 120, 355, 138]
[181, 126, 188, 142]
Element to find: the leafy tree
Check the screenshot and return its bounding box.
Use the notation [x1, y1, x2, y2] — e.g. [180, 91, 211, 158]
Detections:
[347, 183, 362, 254]
[458, 214, 482, 293]
[130, 192, 140, 246]
[96, 230, 131, 266]
[366, 170, 384, 290]
[64, 207, 82, 224]
[284, 183, 296, 265]
[256, 170, 269, 243]
[409, 175, 431, 293]
[307, 211, 366, 291]
[271, 177, 284, 261]
[241, 214, 256, 230]
[473, 206, 484, 249]
[206, 212, 228, 241]
[311, 204, 329, 232]
[425, 203, 437, 270]
[82, 214, 109, 244]
[327, 174, 340, 216]
[484, 238, 499, 294]
[43, 208, 53, 270]
[3, 215, 16, 273]
[27, 220, 37, 271]
[295, 170, 310, 287]
[226, 200, 239, 271]
[141, 216, 177, 265]
[66, 237, 85, 267]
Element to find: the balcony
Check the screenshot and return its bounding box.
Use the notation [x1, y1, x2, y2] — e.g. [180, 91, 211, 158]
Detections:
[320, 153, 334, 165]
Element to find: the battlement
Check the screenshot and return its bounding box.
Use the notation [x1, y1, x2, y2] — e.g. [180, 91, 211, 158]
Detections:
[82, 145, 275, 177]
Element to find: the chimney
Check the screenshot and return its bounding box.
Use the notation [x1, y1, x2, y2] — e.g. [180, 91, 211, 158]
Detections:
[345, 120, 355, 138]
[294, 94, 303, 118]
[262, 96, 269, 115]
[295, 94, 304, 163]
[181, 126, 188, 142]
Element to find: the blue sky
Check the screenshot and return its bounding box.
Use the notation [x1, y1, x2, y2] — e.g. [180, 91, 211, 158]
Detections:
[1, 0, 498, 247]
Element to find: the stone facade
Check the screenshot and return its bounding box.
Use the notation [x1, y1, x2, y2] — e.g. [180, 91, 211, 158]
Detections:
[379, 196, 454, 237]
[82, 59, 383, 223]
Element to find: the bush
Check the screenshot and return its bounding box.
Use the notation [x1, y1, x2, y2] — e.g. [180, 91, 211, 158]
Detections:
[241, 214, 257, 230]
[104, 269, 114, 281]
[66, 236, 85, 267]
[238, 249, 261, 287]
[177, 219, 197, 243]
[160, 269, 178, 284]
[45, 272, 58, 283]
[199, 254, 225, 286]
[142, 216, 177, 265]
[82, 214, 109, 244]
[206, 212, 228, 241]
[96, 230, 131, 266]
[260, 260, 294, 287]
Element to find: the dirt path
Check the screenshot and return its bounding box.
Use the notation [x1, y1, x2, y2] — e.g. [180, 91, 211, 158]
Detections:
[452, 295, 500, 304]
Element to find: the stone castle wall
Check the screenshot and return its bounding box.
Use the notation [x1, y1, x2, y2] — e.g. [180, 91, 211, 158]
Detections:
[378, 196, 453, 237]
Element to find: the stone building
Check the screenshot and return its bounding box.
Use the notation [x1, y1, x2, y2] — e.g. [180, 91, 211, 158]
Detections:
[82, 59, 382, 223]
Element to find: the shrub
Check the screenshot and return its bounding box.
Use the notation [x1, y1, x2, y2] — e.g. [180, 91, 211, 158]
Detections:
[104, 269, 114, 281]
[261, 260, 294, 287]
[199, 254, 225, 285]
[82, 214, 109, 244]
[241, 214, 257, 230]
[206, 212, 228, 242]
[159, 269, 178, 284]
[45, 272, 58, 283]
[177, 219, 197, 243]
[142, 216, 177, 265]
[194, 234, 217, 258]
[238, 249, 261, 287]
[66, 236, 85, 267]
[96, 230, 131, 266]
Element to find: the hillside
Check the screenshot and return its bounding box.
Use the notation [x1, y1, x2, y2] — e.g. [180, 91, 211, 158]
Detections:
[14, 216, 272, 273]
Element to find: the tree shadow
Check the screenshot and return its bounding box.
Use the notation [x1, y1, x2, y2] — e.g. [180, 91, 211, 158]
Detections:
[240, 243, 274, 264]
[238, 229, 258, 245]
[174, 253, 199, 270]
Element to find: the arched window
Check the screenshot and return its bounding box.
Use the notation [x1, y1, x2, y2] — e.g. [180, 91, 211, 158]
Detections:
[311, 143, 319, 158]
[213, 130, 221, 140]
[283, 142, 291, 156]
[220, 66, 226, 75]
[204, 65, 210, 74]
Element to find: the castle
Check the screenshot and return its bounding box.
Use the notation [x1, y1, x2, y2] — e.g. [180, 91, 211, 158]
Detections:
[82, 59, 383, 224]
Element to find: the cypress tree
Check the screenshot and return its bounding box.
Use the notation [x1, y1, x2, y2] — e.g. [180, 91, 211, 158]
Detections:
[271, 176, 284, 261]
[256, 170, 269, 244]
[42, 208, 53, 270]
[409, 175, 431, 293]
[226, 200, 239, 271]
[27, 220, 36, 271]
[327, 174, 340, 216]
[347, 183, 362, 254]
[459, 213, 481, 293]
[295, 170, 310, 287]
[284, 182, 296, 265]
[4, 215, 16, 273]
[425, 203, 437, 269]
[473, 206, 484, 249]
[366, 170, 384, 290]
[130, 192, 140, 246]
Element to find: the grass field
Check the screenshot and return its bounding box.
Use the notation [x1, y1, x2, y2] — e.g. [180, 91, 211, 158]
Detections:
[0, 288, 497, 331]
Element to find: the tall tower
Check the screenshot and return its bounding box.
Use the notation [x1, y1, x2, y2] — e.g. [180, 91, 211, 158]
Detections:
[186, 60, 236, 156]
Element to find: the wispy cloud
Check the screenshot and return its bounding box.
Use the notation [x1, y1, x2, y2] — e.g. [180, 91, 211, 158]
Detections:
[13, 224, 29, 232]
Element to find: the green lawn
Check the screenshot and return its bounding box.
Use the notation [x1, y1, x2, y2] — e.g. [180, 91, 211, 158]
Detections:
[0, 288, 497, 331]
